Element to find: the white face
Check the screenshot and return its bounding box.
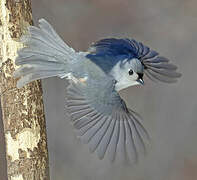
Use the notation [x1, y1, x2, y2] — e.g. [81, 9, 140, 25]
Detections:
[110, 58, 144, 91]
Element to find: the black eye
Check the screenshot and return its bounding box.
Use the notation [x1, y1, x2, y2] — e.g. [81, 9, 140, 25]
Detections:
[128, 69, 133, 75]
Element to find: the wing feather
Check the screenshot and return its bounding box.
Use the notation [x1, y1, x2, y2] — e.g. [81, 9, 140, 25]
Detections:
[128, 114, 146, 155]
[96, 118, 115, 159]
[77, 115, 104, 142]
[145, 69, 178, 83]
[107, 115, 120, 162]
[124, 116, 138, 163]
[117, 116, 127, 161]
[88, 38, 181, 83]
[66, 79, 149, 163]
[73, 111, 98, 129]
[88, 117, 110, 153]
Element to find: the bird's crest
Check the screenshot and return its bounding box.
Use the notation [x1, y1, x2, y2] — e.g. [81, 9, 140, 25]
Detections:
[87, 38, 159, 60]
[88, 38, 138, 58]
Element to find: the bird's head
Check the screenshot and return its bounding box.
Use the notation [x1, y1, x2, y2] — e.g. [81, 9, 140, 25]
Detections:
[110, 58, 144, 91]
[86, 38, 181, 92]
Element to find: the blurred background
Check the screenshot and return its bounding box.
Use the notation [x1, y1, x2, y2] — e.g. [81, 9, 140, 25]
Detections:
[1, 0, 197, 179]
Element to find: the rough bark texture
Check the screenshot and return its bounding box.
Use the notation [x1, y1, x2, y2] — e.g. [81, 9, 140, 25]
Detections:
[0, 1, 50, 180]
[0, 102, 7, 180]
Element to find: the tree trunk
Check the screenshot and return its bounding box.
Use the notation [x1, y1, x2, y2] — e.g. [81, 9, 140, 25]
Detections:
[0, 1, 50, 180]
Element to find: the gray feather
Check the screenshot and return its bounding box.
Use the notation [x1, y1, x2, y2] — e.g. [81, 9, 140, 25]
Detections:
[38, 19, 75, 53]
[128, 114, 146, 155]
[143, 50, 159, 60]
[147, 66, 182, 78]
[76, 114, 102, 137]
[143, 56, 169, 63]
[73, 112, 98, 129]
[107, 117, 120, 162]
[140, 45, 150, 58]
[66, 80, 149, 163]
[80, 115, 106, 144]
[117, 117, 127, 162]
[16, 71, 63, 88]
[138, 43, 181, 83]
[130, 111, 150, 143]
[145, 69, 178, 83]
[14, 19, 78, 87]
[88, 117, 110, 153]
[96, 118, 115, 159]
[145, 62, 177, 70]
[124, 117, 138, 163]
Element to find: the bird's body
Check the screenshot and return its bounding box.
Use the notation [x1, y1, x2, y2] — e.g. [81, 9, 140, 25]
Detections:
[14, 19, 181, 163]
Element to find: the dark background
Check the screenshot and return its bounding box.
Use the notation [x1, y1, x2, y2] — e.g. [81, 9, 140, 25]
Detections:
[1, 0, 197, 179]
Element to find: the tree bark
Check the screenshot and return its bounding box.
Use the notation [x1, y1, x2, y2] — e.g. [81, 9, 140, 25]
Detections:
[0, 1, 50, 180]
[0, 102, 7, 180]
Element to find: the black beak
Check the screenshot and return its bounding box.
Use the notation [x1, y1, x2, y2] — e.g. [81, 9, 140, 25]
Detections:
[137, 73, 144, 85]
[137, 78, 144, 85]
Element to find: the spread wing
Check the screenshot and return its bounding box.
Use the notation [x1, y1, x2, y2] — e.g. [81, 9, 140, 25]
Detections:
[88, 38, 181, 83]
[125, 39, 182, 83]
[66, 77, 149, 163]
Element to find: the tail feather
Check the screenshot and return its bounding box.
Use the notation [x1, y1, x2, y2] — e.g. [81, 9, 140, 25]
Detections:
[16, 71, 63, 88]
[38, 19, 74, 53]
[14, 64, 65, 78]
[14, 18, 77, 88]
[16, 51, 65, 65]
[24, 26, 69, 57]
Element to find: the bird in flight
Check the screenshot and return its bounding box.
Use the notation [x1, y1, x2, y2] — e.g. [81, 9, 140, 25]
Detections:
[14, 19, 181, 163]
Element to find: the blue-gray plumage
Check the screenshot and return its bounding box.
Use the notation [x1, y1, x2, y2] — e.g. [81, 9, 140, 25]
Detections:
[14, 19, 181, 163]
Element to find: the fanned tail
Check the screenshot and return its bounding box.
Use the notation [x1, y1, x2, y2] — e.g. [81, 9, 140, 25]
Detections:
[14, 19, 77, 88]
